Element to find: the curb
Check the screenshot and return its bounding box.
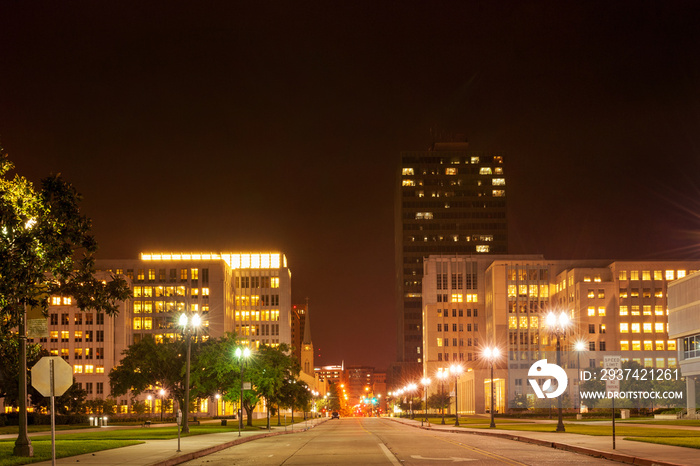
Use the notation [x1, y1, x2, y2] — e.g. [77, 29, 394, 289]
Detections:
[151, 421, 325, 466]
[389, 419, 686, 466]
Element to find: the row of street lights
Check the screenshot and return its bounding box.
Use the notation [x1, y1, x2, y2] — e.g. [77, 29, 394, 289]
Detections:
[392, 309, 576, 431]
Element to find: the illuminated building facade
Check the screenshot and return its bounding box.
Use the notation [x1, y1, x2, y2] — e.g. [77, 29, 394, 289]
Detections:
[668, 271, 700, 417]
[16, 252, 292, 417]
[422, 255, 700, 414]
[395, 141, 507, 368]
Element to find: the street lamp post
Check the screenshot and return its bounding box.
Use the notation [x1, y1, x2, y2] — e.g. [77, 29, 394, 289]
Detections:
[421, 378, 431, 423]
[546, 311, 570, 433]
[235, 346, 251, 436]
[147, 395, 152, 417]
[215, 393, 221, 418]
[450, 364, 463, 426]
[408, 383, 418, 419]
[436, 370, 447, 424]
[483, 347, 500, 428]
[574, 341, 586, 415]
[159, 389, 165, 422]
[178, 312, 201, 434]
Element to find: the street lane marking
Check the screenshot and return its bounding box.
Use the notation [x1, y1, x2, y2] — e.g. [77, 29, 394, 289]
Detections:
[411, 455, 475, 462]
[379, 443, 403, 466]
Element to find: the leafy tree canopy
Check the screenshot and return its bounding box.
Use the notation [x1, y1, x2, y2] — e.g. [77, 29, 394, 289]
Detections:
[0, 149, 131, 335]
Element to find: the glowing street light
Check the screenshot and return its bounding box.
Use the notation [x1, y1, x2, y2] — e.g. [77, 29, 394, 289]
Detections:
[483, 347, 500, 428]
[546, 310, 571, 432]
[234, 346, 251, 436]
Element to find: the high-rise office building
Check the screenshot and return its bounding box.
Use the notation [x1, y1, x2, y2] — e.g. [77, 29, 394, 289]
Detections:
[395, 141, 507, 366]
[421, 255, 700, 414]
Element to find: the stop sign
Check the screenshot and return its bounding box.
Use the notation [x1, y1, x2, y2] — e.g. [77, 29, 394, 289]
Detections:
[31, 356, 74, 397]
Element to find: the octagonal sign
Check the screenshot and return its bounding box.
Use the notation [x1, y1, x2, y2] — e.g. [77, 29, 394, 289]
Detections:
[31, 356, 73, 397]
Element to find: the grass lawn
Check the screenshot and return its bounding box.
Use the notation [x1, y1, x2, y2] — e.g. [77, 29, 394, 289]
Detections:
[424, 416, 530, 425]
[624, 419, 700, 427]
[0, 425, 93, 435]
[0, 439, 142, 466]
[627, 436, 700, 449]
[478, 423, 700, 438]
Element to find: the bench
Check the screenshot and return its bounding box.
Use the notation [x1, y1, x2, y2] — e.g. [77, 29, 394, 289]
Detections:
[142, 421, 152, 427]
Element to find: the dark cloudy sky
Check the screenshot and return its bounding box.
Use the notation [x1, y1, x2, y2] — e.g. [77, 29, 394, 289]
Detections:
[2, 1, 700, 369]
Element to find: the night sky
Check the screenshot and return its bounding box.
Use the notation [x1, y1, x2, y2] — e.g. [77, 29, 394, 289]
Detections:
[2, 1, 700, 370]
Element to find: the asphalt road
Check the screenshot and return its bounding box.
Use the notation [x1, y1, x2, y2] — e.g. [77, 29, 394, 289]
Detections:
[180, 417, 619, 465]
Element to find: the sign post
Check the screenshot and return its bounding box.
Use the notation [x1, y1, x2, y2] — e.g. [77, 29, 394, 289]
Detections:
[31, 357, 73, 466]
[177, 409, 182, 452]
[604, 356, 621, 450]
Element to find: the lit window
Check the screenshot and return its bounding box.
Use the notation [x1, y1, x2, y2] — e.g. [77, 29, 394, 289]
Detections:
[631, 271, 639, 280]
[402, 179, 415, 186]
[644, 357, 653, 367]
[631, 306, 640, 316]
[85, 365, 94, 374]
[451, 294, 463, 303]
[598, 307, 606, 316]
[655, 323, 665, 333]
[479, 167, 492, 175]
[494, 167, 503, 174]
[492, 178, 505, 186]
[519, 316, 528, 329]
[655, 289, 663, 298]
[271, 277, 279, 288]
[51, 297, 61, 305]
[643, 341, 653, 351]
[619, 271, 627, 280]
[620, 341, 629, 351]
[643, 323, 652, 333]
[665, 270, 674, 280]
[631, 323, 640, 333]
[632, 341, 641, 351]
[63, 297, 72, 305]
[588, 307, 595, 317]
[508, 316, 517, 329]
[445, 168, 457, 175]
[643, 305, 651, 316]
[74, 365, 83, 374]
[642, 271, 651, 280]
[620, 323, 629, 333]
[96, 366, 104, 374]
[678, 270, 686, 278]
[492, 190, 505, 197]
[583, 276, 591, 282]
[437, 338, 443, 347]
[669, 358, 677, 368]
[133, 318, 142, 330]
[619, 306, 628, 316]
[415, 212, 434, 220]
[476, 245, 490, 253]
[655, 341, 665, 351]
[402, 168, 414, 175]
[471, 156, 480, 164]
[668, 340, 677, 351]
[654, 270, 663, 280]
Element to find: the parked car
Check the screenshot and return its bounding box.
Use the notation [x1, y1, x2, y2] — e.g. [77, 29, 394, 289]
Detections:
[331, 411, 340, 419]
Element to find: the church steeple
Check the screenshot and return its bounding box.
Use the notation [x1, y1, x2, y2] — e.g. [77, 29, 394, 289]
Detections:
[300, 297, 314, 376]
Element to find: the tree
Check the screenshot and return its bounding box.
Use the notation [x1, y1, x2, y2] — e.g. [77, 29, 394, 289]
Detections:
[1, 149, 130, 456]
[109, 335, 189, 413]
[0, 335, 47, 406]
[249, 343, 297, 429]
[0, 150, 130, 334]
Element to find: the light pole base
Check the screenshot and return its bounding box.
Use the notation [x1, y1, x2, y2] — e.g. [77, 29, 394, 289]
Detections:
[13, 442, 33, 457]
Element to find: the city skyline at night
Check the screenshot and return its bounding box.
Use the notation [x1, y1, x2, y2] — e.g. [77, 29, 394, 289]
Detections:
[2, 2, 700, 369]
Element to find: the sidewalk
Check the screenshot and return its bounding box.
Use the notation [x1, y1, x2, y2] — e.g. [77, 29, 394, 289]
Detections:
[390, 417, 700, 466]
[26, 418, 325, 466]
